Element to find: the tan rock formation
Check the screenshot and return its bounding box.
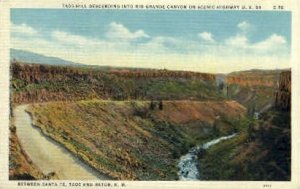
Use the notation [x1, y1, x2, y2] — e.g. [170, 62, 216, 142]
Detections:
[275, 71, 291, 111]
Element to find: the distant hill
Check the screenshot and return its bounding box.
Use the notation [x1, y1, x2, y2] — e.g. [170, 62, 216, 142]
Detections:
[10, 49, 160, 71]
[10, 49, 81, 66]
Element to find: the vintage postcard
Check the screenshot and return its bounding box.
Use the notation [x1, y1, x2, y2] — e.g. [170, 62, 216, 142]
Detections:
[0, 0, 299, 188]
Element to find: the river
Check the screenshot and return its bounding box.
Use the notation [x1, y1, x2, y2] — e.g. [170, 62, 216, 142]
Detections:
[178, 133, 237, 181]
[14, 105, 110, 180]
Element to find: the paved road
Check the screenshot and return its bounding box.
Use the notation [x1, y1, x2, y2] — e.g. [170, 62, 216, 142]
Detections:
[14, 105, 110, 180]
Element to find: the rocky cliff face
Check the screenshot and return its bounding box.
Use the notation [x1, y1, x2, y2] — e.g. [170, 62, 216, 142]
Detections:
[109, 69, 216, 81]
[226, 70, 280, 87]
[225, 70, 282, 111]
[11, 62, 218, 104]
[12, 63, 216, 83]
[225, 69, 291, 112]
[275, 71, 291, 111]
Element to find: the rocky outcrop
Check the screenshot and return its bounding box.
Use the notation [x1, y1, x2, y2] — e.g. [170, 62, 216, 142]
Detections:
[226, 76, 275, 87]
[110, 69, 216, 81]
[275, 71, 291, 111]
[11, 63, 216, 84]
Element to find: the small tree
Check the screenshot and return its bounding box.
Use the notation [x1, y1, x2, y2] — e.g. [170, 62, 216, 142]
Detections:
[149, 100, 155, 110]
[219, 82, 224, 91]
[159, 100, 163, 110]
[246, 121, 255, 142]
[226, 86, 229, 98]
[213, 117, 220, 136]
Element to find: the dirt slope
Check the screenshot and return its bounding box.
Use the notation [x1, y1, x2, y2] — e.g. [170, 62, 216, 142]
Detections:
[26, 100, 246, 180]
[154, 100, 245, 124]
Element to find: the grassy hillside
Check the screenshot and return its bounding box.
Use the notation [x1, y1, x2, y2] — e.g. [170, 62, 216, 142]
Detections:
[27, 100, 245, 180]
[198, 109, 290, 180]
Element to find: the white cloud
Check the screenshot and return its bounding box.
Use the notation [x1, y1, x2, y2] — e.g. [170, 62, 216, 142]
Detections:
[252, 34, 286, 52]
[51, 30, 101, 47]
[11, 23, 38, 36]
[198, 32, 215, 43]
[237, 21, 252, 33]
[138, 36, 181, 53]
[106, 22, 149, 41]
[225, 34, 248, 48]
[223, 22, 287, 56]
[224, 33, 288, 56]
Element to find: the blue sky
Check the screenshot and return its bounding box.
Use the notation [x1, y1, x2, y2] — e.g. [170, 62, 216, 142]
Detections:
[11, 9, 291, 73]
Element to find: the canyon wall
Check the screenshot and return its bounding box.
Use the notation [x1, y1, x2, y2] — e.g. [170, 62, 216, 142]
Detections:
[226, 70, 280, 87]
[12, 63, 216, 83]
[11, 62, 218, 104]
[275, 71, 291, 111]
[225, 70, 281, 111]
